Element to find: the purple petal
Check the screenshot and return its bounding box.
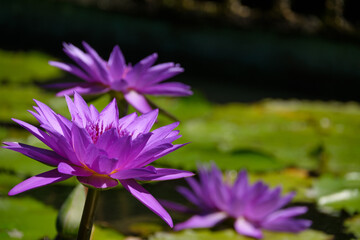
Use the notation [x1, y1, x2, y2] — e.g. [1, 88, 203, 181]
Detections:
[125, 53, 158, 86]
[63, 42, 95, 77]
[231, 170, 249, 216]
[111, 166, 156, 179]
[82, 149, 117, 175]
[98, 98, 119, 128]
[177, 186, 201, 206]
[94, 128, 118, 151]
[160, 199, 194, 213]
[124, 91, 152, 114]
[49, 61, 92, 81]
[146, 122, 180, 147]
[82, 42, 111, 84]
[126, 109, 158, 136]
[58, 162, 92, 176]
[12, 119, 62, 154]
[95, 132, 131, 166]
[136, 143, 188, 167]
[92, 156, 118, 175]
[142, 82, 192, 96]
[262, 218, 312, 232]
[136, 168, 194, 181]
[3, 142, 64, 166]
[89, 104, 99, 119]
[125, 133, 153, 166]
[174, 212, 227, 231]
[146, 63, 184, 85]
[73, 92, 92, 125]
[185, 177, 203, 198]
[33, 99, 64, 134]
[264, 206, 308, 223]
[56, 85, 109, 97]
[118, 112, 137, 129]
[108, 45, 126, 80]
[77, 175, 118, 189]
[8, 169, 71, 196]
[234, 218, 263, 239]
[110, 79, 127, 92]
[129, 143, 172, 168]
[249, 187, 284, 220]
[71, 124, 92, 164]
[120, 179, 173, 227]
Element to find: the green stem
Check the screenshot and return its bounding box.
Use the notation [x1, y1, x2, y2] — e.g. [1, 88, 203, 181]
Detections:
[77, 188, 100, 240]
[109, 91, 128, 117]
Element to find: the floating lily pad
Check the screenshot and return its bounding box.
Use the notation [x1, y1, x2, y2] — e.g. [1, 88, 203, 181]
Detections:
[312, 173, 360, 213]
[0, 85, 69, 124]
[92, 225, 125, 239]
[0, 173, 24, 195]
[250, 169, 313, 202]
[0, 194, 124, 240]
[0, 49, 61, 83]
[0, 133, 54, 177]
[155, 97, 360, 175]
[149, 229, 331, 240]
[0, 196, 58, 240]
[345, 214, 360, 239]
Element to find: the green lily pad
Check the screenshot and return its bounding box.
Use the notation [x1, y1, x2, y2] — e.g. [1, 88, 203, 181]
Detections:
[0, 85, 70, 124]
[0, 133, 54, 177]
[345, 214, 360, 239]
[250, 169, 313, 202]
[155, 97, 360, 175]
[312, 173, 360, 213]
[149, 229, 331, 240]
[92, 225, 125, 239]
[0, 196, 57, 240]
[0, 49, 62, 83]
[0, 194, 124, 240]
[0, 173, 24, 195]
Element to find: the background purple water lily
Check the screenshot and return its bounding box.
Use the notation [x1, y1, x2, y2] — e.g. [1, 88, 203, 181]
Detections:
[3, 92, 193, 227]
[166, 164, 311, 238]
[49, 42, 193, 113]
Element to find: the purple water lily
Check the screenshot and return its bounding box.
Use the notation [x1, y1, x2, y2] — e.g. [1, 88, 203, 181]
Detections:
[49, 42, 192, 114]
[167, 165, 311, 238]
[3, 92, 193, 227]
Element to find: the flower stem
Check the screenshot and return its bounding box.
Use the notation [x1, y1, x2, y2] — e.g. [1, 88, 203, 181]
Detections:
[109, 91, 128, 117]
[77, 188, 100, 240]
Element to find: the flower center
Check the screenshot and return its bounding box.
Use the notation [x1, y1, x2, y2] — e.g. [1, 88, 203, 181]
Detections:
[86, 121, 131, 143]
[86, 122, 113, 143]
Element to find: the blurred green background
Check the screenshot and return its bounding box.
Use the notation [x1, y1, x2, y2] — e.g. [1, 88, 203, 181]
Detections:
[1, 0, 360, 239]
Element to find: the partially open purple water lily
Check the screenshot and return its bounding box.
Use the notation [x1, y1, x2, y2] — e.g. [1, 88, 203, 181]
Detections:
[49, 42, 192, 114]
[166, 164, 311, 238]
[3, 92, 193, 227]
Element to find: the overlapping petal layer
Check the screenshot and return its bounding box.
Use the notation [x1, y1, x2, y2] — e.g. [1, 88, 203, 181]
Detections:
[49, 42, 192, 113]
[4, 92, 193, 226]
[168, 164, 311, 238]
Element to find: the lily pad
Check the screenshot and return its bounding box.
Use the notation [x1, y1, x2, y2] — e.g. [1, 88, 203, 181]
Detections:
[155, 97, 360, 175]
[345, 214, 360, 239]
[0, 49, 61, 83]
[149, 229, 331, 240]
[0, 194, 124, 240]
[312, 173, 360, 213]
[0, 196, 58, 240]
[250, 169, 313, 202]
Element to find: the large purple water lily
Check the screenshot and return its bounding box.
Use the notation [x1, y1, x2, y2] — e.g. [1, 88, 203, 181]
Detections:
[3, 92, 193, 227]
[166, 164, 311, 238]
[49, 42, 192, 114]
